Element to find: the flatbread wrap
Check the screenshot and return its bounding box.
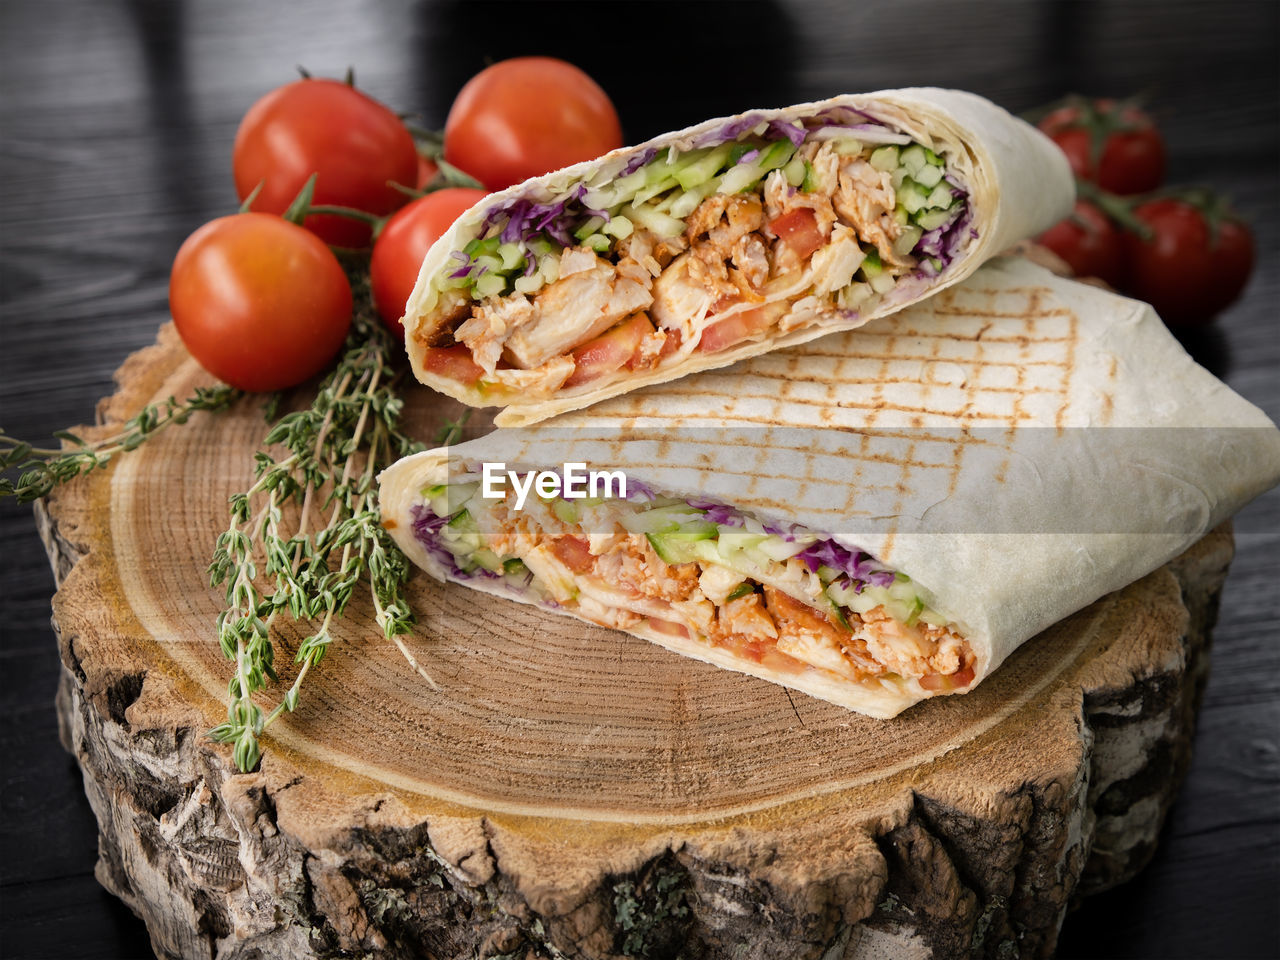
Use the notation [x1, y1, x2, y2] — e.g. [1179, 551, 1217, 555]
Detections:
[381, 258, 1280, 717]
[403, 89, 1073, 426]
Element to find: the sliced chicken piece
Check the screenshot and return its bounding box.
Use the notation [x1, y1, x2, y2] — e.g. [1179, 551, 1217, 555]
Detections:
[834, 158, 912, 268]
[731, 232, 771, 292]
[419, 290, 472, 348]
[617, 256, 655, 287]
[504, 252, 654, 370]
[558, 246, 600, 278]
[650, 253, 713, 334]
[685, 194, 766, 251]
[776, 630, 862, 679]
[799, 140, 841, 196]
[521, 544, 579, 603]
[485, 355, 575, 395]
[608, 534, 702, 603]
[686, 251, 738, 303]
[617, 229, 662, 278]
[778, 294, 838, 334]
[763, 585, 849, 647]
[698, 565, 746, 605]
[672, 595, 717, 633]
[454, 294, 535, 374]
[858, 605, 964, 678]
[683, 195, 769, 305]
[763, 585, 864, 678]
[719, 592, 778, 640]
[808, 224, 866, 296]
[575, 593, 646, 630]
[629, 328, 670, 372]
[762, 169, 837, 235]
[653, 233, 689, 267]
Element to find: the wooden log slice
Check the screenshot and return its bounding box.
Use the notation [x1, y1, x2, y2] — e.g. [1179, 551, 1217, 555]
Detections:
[38, 324, 1233, 960]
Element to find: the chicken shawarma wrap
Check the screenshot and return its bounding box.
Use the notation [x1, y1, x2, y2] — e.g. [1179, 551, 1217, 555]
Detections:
[402, 89, 1074, 426]
[381, 259, 1280, 717]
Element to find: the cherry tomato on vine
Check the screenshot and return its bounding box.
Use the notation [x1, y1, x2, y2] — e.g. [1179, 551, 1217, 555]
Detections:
[1122, 198, 1254, 327]
[1036, 201, 1127, 289]
[370, 188, 489, 338]
[233, 78, 419, 248]
[1039, 99, 1166, 195]
[444, 57, 622, 192]
[169, 214, 352, 391]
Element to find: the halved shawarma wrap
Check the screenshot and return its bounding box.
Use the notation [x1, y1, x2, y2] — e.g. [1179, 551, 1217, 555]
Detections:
[402, 89, 1073, 427]
[381, 259, 1280, 717]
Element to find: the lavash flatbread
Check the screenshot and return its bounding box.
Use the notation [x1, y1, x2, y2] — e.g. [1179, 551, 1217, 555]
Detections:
[402, 89, 1073, 427]
[381, 258, 1280, 716]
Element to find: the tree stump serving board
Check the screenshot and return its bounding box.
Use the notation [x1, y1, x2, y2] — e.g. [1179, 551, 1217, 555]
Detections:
[37, 324, 1233, 960]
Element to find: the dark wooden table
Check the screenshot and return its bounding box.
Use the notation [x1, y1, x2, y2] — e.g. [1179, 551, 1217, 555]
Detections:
[1, 2, 1276, 957]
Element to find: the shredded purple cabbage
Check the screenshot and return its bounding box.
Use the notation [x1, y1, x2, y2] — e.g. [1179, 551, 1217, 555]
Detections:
[625, 479, 657, 502]
[796, 540, 896, 589]
[684, 497, 893, 587]
[766, 118, 808, 147]
[410, 504, 498, 581]
[480, 186, 607, 252]
[620, 148, 658, 176]
[687, 499, 737, 524]
[910, 182, 974, 275]
[448, 250, 475, 279]
[737, 148, 760, 165]
[691, 113, 769, 148]
[694, 110, 885, 152]
[811, 105, 880, 125]
[684, 500, 815, 540]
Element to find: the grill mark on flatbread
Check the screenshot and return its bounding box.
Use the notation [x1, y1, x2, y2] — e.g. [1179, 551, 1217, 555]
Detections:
[589, 401, 1049, 424]
[785, 345, 1075, 361]
[575, 426, 1010, 448]
[925, 306, 1075, 321]
[866, 335, 897, 430]
[689, 372, 1072, 397]
[1055, 309, 1080, 431]
[946, 429, 970, 499]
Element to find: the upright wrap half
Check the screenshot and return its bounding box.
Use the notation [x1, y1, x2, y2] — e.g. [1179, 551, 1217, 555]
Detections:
[403, 89, 1073, 426]
[382, 259, 1280, 717]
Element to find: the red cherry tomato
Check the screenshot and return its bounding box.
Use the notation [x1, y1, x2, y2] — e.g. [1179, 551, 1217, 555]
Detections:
[233, 78, 419, 248]
[370, 188, 488, 338]
[1123, 199, 1254, 327]
[169, 214, 352, 391]
[444, 57, 623, 192]
[1038, 99, 1166, 195]
[1035, 200, 1127, 289]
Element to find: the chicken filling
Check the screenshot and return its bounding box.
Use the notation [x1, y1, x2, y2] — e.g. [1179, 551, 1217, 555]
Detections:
[409, 482, 976, 695]
[413, 124, 972, 400]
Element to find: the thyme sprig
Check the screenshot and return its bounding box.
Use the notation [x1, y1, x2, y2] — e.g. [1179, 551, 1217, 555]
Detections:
[1, 386, 242, 503]
[207, 277, 430, 771]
